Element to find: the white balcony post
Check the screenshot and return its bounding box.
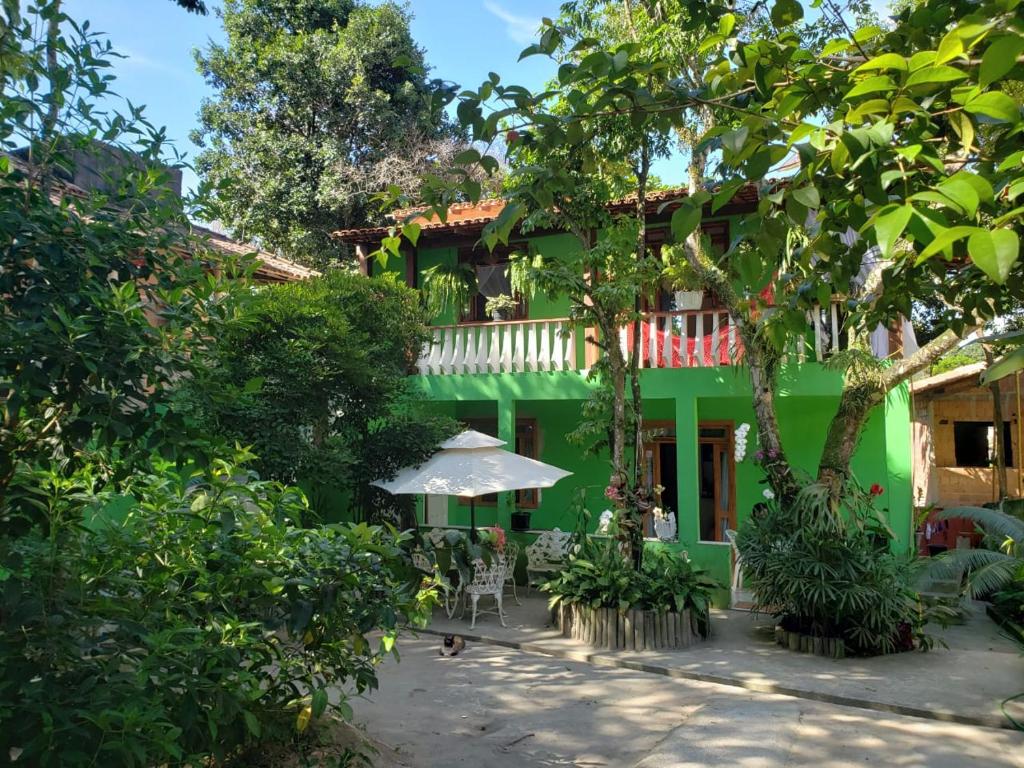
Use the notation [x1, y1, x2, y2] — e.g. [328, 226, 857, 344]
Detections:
[526, 322, 539, 372]
[501, 324, 513, 373]
[514, 323, 526, 372]
[647, 315, 657, 369]
[489, 326, 501, 372]
[694, 313, 705, 367]
[662, 317, 673, 368]
[711, 312, 721, 366]
[539, 321, 551, 372]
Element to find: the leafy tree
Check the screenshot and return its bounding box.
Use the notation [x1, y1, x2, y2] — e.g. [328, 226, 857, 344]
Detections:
[193, 0, 460, 268]
[183, 269, 457, 525]
[0, 1, 247, 521]
[0, 4, 437, 763]
[388, 0, 1024, 514]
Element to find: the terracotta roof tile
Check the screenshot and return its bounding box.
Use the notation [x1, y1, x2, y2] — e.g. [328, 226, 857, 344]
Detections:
[333, 183, 760, 243]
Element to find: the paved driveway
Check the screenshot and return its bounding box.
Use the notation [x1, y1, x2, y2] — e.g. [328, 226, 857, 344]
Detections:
[352, 636, 1024, 768]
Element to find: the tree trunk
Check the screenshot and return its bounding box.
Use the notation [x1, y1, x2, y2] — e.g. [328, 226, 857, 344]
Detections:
[815, 328, 967, 504]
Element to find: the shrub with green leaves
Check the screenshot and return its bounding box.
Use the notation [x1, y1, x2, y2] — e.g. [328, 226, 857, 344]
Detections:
[543, 537, 717, 638]
[737, 484, 937, 655]
[0, 457, 434, 766]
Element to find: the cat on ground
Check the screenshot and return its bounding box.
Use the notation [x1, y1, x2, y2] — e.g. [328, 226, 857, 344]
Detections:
[440, 634, 465, 657]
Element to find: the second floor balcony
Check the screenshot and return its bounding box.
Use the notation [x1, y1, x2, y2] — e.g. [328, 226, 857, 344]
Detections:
[416, 302, 847, 376]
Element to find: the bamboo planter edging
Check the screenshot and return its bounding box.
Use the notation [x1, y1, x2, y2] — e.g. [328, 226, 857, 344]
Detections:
[773, 625, 846, 658]
[554, 602, 704, 651]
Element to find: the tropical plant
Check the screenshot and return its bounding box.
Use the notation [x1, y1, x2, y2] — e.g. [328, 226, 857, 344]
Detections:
[193, 0, 461, 267]
[0, 457, 435, 766]
[420, 261, 478, 319]
[543, 538, 717, 638]
[737, 483, 942, 655]
[484, 292, 518, 318]
[181, 269, 457, 523]
[929, 504, 1024, 599]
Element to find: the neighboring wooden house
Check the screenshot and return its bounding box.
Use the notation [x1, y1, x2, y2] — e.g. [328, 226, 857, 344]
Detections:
[911, 363, 1023, 552]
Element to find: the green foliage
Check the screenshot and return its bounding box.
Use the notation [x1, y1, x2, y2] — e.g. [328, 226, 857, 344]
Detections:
[0, 5, 436, 764]
[193, 0, 459, 267]
[0, 458, 434, 766]
[930, 350, 983, 375]
[182, 269, 457, 521]
[0, 4, 250, 515]
[420, 261, 478, 319]
[929, 503, 1024, 598]
[737, 484, 939, 655]
[543, 538, 717, 638]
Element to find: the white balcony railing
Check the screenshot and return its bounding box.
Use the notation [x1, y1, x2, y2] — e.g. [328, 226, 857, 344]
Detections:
[416, 318, 578, 375]
[416, 303, 845, 376]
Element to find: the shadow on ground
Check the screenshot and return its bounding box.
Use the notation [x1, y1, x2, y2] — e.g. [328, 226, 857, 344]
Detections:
[352, 636, 1024, 768]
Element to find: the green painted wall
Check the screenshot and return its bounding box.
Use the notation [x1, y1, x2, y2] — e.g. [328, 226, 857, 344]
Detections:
[414, 364, 914, 603]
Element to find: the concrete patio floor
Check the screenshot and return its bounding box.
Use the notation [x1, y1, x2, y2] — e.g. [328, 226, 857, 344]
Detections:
[421, 594, 1024, 730]
[352, 636, 1024, 768]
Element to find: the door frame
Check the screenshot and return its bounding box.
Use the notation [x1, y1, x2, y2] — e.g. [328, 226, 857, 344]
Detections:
[698, 420, 736, 543]
[642, 420, 677, 537]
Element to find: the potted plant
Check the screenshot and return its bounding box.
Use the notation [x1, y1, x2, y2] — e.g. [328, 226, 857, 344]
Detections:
[484, 293, 518, 321]
[510, 509, 531, 531]
[421, 262, 477, 319]
[668, 258, 705, 310]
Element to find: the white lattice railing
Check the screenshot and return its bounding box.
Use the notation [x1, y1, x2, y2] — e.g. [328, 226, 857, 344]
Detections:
[416, 303, 845, 376]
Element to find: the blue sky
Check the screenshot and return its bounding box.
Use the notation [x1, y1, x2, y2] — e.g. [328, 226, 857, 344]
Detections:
[65, 0, 569, 193]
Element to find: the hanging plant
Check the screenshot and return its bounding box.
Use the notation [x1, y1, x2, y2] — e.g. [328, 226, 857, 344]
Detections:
[420, 262, 477, 318]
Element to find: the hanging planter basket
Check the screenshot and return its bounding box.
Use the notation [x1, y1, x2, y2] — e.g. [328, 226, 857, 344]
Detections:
[554, 603, 705, 651]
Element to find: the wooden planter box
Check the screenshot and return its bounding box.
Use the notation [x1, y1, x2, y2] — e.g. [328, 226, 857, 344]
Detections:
[773, 625, 846, 658]
[555, 603, 704, 650]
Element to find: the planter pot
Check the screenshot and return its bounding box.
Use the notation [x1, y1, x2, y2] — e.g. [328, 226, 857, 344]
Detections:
[510, 511, 531, 531]
[556, 604, 704, 651]
[674, 290, 704, 311]
[490, 309, 508, 321]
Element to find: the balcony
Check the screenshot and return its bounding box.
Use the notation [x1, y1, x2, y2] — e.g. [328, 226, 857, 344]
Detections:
[416, 304, 845, 376]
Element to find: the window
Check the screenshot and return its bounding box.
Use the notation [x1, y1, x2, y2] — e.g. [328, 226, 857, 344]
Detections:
[953, 421, 1015, 467]
[458, 418, 539, 507]
[458, 246, 527, 322]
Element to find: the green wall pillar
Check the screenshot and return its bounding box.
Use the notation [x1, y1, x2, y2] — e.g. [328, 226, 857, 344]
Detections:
[497, 397, 516, 531]
[674, 395, 700, 546]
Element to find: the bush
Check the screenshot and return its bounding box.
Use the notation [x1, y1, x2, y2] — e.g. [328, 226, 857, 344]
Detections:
[543, 538, 717, 638]
[0, 458, 435, 766]
[736, 484, 935, 655]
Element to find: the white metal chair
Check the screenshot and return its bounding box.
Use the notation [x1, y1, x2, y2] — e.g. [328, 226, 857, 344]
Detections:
[465, 556, 507, 629]
[502, 541, 521, 605]
[411, 551, 433, 573]
[525, 528, 571, 593]
[423, 529, 464, 618]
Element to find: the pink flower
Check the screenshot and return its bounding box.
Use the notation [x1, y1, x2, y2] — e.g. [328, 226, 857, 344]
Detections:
[487, 525, 506, 552]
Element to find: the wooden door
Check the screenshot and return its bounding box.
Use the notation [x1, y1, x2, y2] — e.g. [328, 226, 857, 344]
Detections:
[698, 422, 736, 542]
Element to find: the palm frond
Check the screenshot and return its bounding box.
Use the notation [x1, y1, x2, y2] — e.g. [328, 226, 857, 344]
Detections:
[924, 547, 1015, 582]
[938, 506, 1024, 545]
[964, 559, 1022, 598]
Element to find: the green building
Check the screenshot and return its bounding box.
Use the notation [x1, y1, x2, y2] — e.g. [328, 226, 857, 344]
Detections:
[336, 188, 914, 597]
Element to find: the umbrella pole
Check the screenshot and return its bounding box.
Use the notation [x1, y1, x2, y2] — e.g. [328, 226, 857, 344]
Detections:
[470, 496, 477, 542]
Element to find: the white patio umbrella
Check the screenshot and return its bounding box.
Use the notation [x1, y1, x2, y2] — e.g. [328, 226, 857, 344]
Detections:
[371, 429, 572, 540]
